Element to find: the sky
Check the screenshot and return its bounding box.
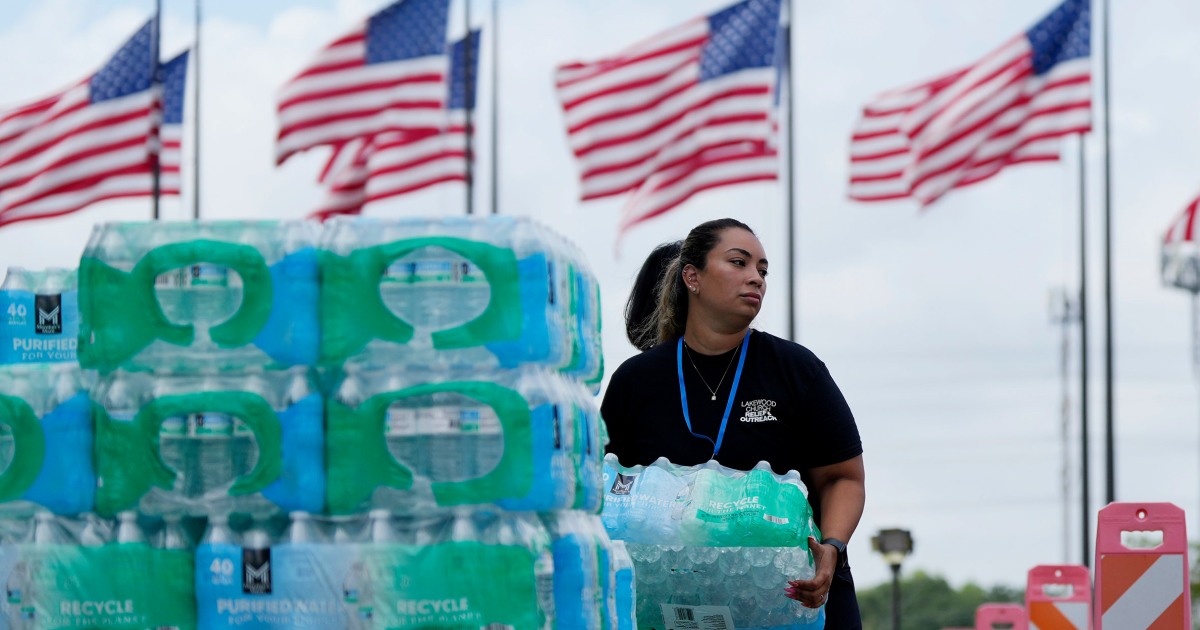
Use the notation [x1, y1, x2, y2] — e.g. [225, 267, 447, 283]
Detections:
[2, 0, 1200, 593]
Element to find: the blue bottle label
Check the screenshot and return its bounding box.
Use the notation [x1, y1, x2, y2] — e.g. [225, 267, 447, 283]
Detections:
[196, 542, 352, 630]
[0, 289, 79, 364]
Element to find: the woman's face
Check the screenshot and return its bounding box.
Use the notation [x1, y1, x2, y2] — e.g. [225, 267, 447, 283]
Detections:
[686, 228, 768, 326]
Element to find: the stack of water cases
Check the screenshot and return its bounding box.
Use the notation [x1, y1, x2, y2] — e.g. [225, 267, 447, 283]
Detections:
[80, 220, 325, 630]
[311, 215, 623, 630]
[0, 266, 195, 629]
[175, 216, 619, 628]
[602, 456, 826, 630]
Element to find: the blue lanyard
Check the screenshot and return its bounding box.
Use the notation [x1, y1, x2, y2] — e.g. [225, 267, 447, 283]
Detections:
[676, 331, 751, 459]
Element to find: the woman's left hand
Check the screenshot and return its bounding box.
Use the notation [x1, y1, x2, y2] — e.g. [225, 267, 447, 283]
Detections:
[784, 536, 835, 609]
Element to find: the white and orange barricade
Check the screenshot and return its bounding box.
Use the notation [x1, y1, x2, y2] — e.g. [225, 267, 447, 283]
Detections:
[1026, 564, 1091, 629]
[977, 603, 1028, 630]
[1094, 502, 1191, 629]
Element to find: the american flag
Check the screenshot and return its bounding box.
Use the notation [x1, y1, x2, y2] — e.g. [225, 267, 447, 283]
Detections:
[848, 0, 1091, 206]
[275, 0, 451, 165]
[1162, 193, 1200, 292]
[554, 0, 782, 235]
[159, 50, 189, 196]
[0, 20, 164, 228]
[312, 30, 479, 221]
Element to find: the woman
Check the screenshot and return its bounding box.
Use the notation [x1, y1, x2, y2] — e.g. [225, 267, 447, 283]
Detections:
[602, 218, 865, 627]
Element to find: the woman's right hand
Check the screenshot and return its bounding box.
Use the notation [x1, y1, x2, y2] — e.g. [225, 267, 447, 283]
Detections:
[784, 536, 836, 609]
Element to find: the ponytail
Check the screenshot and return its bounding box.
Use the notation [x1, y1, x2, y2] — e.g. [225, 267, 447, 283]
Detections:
[624, 241, 681, 351]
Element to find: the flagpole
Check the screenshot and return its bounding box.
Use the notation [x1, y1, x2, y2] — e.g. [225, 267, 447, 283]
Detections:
[783, 0, 796, 342]
[151, 0, 162, 220]
[192, 0, 201, 220]
[1101, 0, 1116, 505]
[1077, 135, 1091, 567]
[489, 0, 498, 215]
[462, 0, 475, 216]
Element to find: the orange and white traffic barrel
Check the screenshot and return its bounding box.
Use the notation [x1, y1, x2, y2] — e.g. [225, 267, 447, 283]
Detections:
[1094, 502, 1191, 629]
[1026, 564, 1091, 630]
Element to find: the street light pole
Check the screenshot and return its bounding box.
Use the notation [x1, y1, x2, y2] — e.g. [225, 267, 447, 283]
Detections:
[872, 528, 914, 630]
[890, 563, 901, 630]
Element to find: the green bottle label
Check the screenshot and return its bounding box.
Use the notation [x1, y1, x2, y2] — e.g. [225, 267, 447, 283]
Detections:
[367, 542, 542, 629]
[9, 543, 195, 629]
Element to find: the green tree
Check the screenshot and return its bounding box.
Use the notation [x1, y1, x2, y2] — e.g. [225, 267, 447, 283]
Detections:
[856, 571, 1023, 630]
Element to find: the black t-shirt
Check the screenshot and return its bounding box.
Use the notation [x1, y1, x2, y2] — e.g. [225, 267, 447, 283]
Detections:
[601, 329, 862, 478]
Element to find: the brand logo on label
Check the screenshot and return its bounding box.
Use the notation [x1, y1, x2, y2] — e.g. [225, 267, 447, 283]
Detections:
[611, 473, 637, 496]
[34, 294, 61, 335]
[242, 548, 272, 594]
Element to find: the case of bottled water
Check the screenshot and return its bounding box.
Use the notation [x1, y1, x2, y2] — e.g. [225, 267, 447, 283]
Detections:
[91, 368, 324, 517]
[0, 364, 93, 516]
[602, 456, 815, 547]
[0, 268, 79, 365]
[326, 366, 602, 515]
[628, 543, 824, 630]
[0, 511, 197, 629]
[601, 456, 825, 629]
[77, 221, 320, 373]
[194, 510, 555, 629]
[318, 216, 601, 378]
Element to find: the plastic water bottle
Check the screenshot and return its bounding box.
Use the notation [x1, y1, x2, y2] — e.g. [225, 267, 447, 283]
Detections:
[368, 509, 395, 544]
[116, 511, 146, 544]
[342, 560, 372, 630]
[513, 513, 554, 624]
[201, 513, 238, 546]
[157, 398, 187, 496]
[189, 406, 234, 500]
[1, 267, 29, 292]
[285, 511, 321, 544]
[282, 367, 313, 409]
[427, 403, 465, 482]
[6, 553, 30, 629]
[544, 512, 600, 630]
[79, 514, 112, 547]
[383, 378, 427, 479]
[231, 373, 265, 483]
[611, 540, 636, 630]
[152, 515, 192, 630]
[157, 515, 193, 551]
[473, 404, 503, 480]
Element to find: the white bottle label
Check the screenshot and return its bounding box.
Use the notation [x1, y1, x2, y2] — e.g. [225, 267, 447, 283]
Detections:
[660, 604, 735, 630]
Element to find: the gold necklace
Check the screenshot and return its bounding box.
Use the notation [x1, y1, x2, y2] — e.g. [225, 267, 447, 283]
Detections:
[684, 343, 741, 401]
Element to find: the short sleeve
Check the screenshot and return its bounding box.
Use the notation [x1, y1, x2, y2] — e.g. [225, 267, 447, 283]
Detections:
[798, 358, 862, 468]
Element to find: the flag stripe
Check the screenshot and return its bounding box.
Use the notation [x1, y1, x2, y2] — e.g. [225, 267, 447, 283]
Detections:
[555, 0, 782, 236]
[848, 0, 1091, 205]
[618, 149, 777, 232]
[555, 18, 707, 88]
[0, 20, 181, 228]
[275, 0, 452, 164]
[309, 26, 479, 219]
